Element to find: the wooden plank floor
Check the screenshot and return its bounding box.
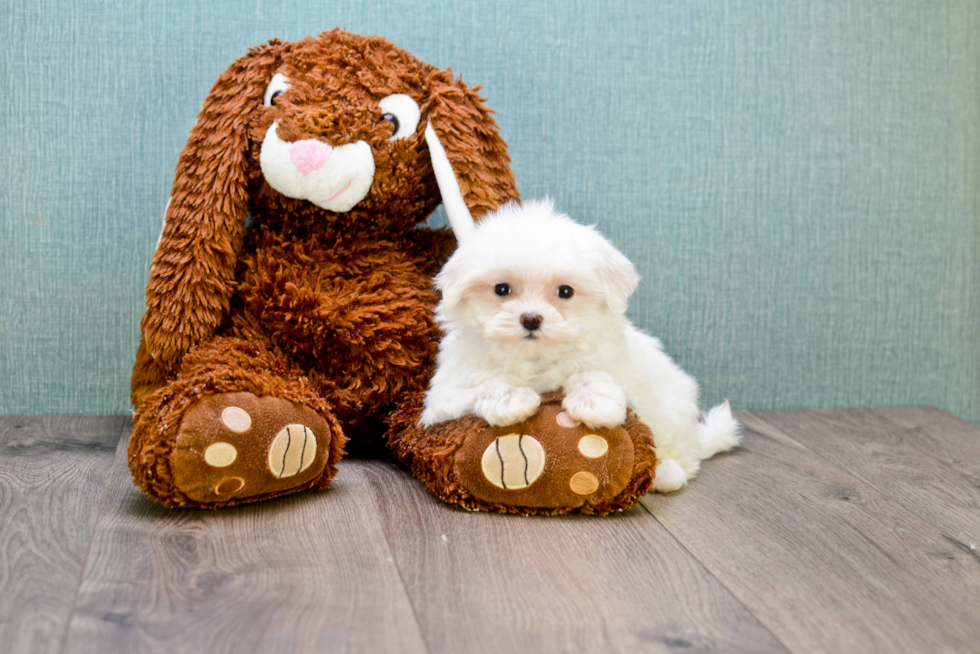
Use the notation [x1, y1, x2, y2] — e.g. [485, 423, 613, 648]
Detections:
[1, 408, 978, 653]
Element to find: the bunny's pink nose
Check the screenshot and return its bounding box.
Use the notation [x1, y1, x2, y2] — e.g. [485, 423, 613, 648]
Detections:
[290, 139, 332, 176]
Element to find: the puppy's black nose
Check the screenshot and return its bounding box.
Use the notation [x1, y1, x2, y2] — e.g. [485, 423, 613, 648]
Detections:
[520, 313, 543, 331]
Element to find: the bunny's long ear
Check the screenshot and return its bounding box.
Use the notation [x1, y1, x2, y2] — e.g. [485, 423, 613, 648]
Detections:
[424, 70, 519, 242]
[141, 42, 284, 369]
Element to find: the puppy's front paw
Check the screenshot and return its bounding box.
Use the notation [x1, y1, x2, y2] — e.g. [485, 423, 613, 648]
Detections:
[419, 406, 443, 428]
[476, 388, 541, 427]
[562, 386, 627, 429]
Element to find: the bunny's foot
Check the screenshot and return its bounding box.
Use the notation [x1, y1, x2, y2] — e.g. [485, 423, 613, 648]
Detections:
[387, 393, 657, 515]
[168, 392, 334, 504]
[128, 337, 346, 508]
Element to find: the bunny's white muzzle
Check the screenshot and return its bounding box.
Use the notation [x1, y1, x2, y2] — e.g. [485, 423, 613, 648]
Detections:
[259, 122, 375, 212]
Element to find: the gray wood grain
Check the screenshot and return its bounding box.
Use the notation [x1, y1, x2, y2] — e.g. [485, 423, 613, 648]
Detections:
[0, 415, 124, 654]
[361, 459, 789, 654]
[62, 424, 428, 654]
[872, 406, 980, 460]
[12, 407, 979, 654]
[643, 410, 980, 654]
[744, 408, 980, 544]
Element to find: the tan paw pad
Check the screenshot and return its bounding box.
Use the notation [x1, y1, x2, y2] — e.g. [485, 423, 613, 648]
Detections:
[214, 477, 245, 495]
[268, 424, 317, 479]
[203, 442, 238, 467]
[569, 471, 600, 495]
[556, 411, 579, 428]
[220, 406, 252, 433]
[577, 434, 609, 458]
[481, 434, 545, 490]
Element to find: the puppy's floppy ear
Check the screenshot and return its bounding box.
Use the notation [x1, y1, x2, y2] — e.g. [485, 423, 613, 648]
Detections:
[432, 251, 472, 320]
[424, 70, 519, 241]
[593, 233, 640, 314]
[141, 41, 285, 369]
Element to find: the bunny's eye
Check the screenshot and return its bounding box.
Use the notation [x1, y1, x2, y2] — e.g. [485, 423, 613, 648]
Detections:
[382, 113, 400, 134]
[378, 94, 421, 140]
[494, 283, 511, 297]
[263, 73, 290, 107]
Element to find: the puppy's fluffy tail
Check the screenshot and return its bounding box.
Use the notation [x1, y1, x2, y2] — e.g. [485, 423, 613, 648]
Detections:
[697, 400, 741, 460]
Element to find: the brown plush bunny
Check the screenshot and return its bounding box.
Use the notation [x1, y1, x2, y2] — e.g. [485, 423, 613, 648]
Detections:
[130, 30, 656, 513]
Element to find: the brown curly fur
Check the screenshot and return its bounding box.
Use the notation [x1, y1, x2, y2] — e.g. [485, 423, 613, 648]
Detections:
[131, 30, 517, 506]
[130, 29, 656, 514]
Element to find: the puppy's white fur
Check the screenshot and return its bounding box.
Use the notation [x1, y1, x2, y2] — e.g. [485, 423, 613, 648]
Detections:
[421, 199, 740, 492]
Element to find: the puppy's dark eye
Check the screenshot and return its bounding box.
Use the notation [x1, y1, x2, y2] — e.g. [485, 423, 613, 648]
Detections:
[270, 91, 283, 106]
[557, 285, 574, 299]
[494, 283, 511, 297]
[382, 113, 400, 134]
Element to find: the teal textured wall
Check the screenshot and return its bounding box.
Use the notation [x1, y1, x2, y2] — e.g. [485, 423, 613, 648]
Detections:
[2, 1, 978, 422]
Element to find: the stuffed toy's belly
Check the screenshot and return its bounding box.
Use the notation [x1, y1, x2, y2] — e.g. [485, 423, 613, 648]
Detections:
[228, 235, 441, 424]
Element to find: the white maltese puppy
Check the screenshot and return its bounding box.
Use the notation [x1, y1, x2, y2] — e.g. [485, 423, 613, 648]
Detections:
[420, 199, 740, 492]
